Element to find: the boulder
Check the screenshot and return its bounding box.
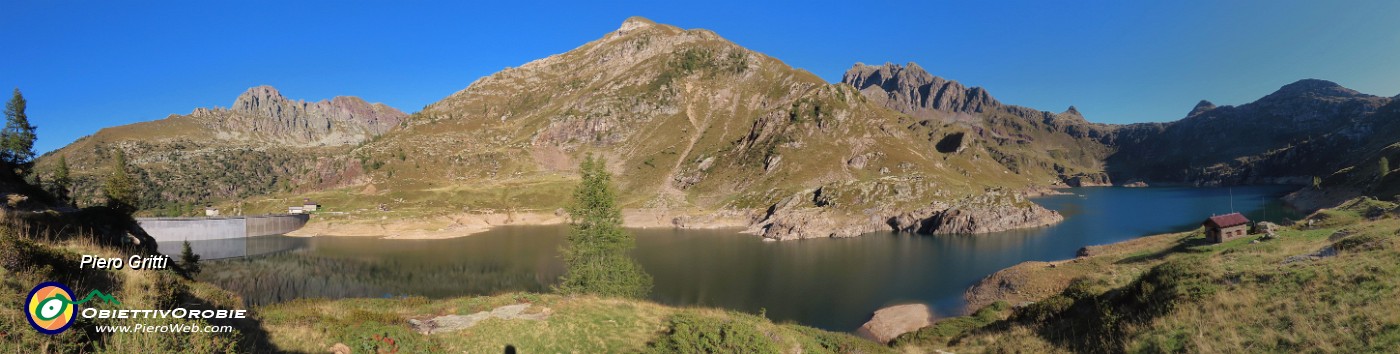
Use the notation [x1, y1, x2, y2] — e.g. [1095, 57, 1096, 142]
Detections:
[856, 303, 935, 344]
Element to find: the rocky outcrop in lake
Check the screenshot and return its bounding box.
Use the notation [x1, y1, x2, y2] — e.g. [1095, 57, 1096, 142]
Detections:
[889, 202, 1062, 235]
[749, 188, 1062, 240]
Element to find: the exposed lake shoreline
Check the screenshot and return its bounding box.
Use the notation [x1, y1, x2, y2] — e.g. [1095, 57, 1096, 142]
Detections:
[285, 208, 753, 239]
[289, 187, 1077, 240]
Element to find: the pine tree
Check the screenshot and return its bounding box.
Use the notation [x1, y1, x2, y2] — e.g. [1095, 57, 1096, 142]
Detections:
[53, 156, 71, 204]
[104, 149, 137, 212]
[180, 240, 202, 278]
[1, 88, 37, 175]
[555, 154, 653, 298]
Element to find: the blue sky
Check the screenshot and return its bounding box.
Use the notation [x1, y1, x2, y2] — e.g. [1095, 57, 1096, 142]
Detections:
[4, 1, 1399, 155]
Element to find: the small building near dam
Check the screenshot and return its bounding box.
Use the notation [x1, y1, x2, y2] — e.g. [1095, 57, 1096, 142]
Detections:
[1204, 212, 1251, 243]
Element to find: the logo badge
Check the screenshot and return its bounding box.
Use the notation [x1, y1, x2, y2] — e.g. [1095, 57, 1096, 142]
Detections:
[25, 282, 77, 335]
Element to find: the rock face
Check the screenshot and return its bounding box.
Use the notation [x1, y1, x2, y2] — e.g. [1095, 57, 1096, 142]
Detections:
[842, 62, 1120, 189]
[856, 303, 935, 344]
[751, 188, 1063, 240]
[844, 62, 1000, 118]
[195, 85, 406, 146]
[1061, 172, 1112, 187]
[889, 202, 1063, 235]
[749, 208, 888, 240]
[408, 303, 551, 334]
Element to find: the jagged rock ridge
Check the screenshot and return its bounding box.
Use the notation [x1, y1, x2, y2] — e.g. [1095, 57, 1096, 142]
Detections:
[192, 86, 405, 146]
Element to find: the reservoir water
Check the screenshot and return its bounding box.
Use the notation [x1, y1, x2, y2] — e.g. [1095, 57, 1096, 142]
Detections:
[191, 186, 1301, 332]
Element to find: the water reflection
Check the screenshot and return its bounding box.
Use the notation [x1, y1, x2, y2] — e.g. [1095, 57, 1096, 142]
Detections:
[198, 186, 1300, 331]
[158, 235, 308, 260]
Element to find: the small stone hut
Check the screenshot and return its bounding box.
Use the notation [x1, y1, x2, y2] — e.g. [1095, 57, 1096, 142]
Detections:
[302, 199, 320, 212]
[1204, 213, 1250, 243]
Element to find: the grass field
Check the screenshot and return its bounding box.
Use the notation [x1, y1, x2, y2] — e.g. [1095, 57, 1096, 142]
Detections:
[898, 197, 1400, 353]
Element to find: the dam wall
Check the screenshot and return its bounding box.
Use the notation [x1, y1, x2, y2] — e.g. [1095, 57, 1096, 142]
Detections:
[137, 214, 310, 242]
[244, 214, 310, 237]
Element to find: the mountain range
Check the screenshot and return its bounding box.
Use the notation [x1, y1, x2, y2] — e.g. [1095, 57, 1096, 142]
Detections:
[34, 17, 1400, 238]
[37, 86, 405, 215]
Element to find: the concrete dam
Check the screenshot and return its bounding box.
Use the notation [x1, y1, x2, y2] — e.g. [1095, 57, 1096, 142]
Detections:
[137, 214, 309, 259]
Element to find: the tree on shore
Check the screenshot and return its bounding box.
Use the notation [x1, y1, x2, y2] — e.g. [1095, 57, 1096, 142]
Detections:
[52, 156, 71, 204]
[555, 154, 653, 298]
[179, 240, 202, 278]
[1, 88, 37, 176]
[104, 149, 137, 212]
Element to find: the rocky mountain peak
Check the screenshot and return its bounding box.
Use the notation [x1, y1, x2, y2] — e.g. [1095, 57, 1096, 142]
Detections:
[617, 16, 656, 34]
[1063, 106, 1081, 116]
[232, 85, 290, 116]
[194, 86, 406, 146]
[1188, 100, 1216, 116]
[1263, 79, 1367, 101]
[842, 62, 1001, 118]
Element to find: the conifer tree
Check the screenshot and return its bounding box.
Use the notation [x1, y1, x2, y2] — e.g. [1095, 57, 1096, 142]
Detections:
[555, 154, 653, 298]
[1, 88, 37, 175]
[180, 240, 202, 278]
[104, 149, 137, 212]
[52, 156, 71, 203]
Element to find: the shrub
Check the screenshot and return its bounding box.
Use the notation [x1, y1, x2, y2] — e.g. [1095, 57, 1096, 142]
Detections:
[647, 313, 779, 354]
[335, 321, 439, 354]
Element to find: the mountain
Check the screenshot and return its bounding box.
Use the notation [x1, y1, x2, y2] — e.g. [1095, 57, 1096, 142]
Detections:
[845, 65, 1400, 206]
[842, 62, 1119, 186]
[35, 17, 1400, 237]
[34, 86, 406, 214]
[331, 17, 1066, 239]
[199, 85, 404, 146]
[1105, 79, 1396, 189]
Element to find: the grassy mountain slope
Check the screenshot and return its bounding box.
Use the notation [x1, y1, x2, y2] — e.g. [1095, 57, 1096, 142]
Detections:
[296, 17, 1064, 238]
[33, 87, 406, 216]
[897, 197, 1400, 353]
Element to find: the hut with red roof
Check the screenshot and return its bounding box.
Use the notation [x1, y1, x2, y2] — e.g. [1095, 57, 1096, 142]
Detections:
[1204, 212, 1251, 243]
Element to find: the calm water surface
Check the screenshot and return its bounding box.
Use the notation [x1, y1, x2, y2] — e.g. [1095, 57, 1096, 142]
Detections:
[189, 186, 1300, 332]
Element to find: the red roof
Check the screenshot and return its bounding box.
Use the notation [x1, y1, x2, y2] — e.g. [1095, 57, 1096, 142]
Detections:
[1204, 213, 1250, 228]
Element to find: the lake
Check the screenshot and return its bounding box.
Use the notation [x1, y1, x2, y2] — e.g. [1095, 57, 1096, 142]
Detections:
[188, 186, 1301, 332]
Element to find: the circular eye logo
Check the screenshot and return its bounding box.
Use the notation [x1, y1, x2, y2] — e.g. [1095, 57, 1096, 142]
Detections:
[25, 282, 77, 335]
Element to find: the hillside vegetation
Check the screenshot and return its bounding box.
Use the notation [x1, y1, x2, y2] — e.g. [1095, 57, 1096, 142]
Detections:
[896, 197, 1400, 353]
[32, 86, 405, 216]
[259, 293, 889, 354]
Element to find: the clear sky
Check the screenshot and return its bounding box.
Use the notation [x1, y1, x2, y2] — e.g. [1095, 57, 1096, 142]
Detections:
[4, 1, 1399, 155]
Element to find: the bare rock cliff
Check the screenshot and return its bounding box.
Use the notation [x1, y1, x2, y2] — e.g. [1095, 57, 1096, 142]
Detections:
[194, 85, 406, 146]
